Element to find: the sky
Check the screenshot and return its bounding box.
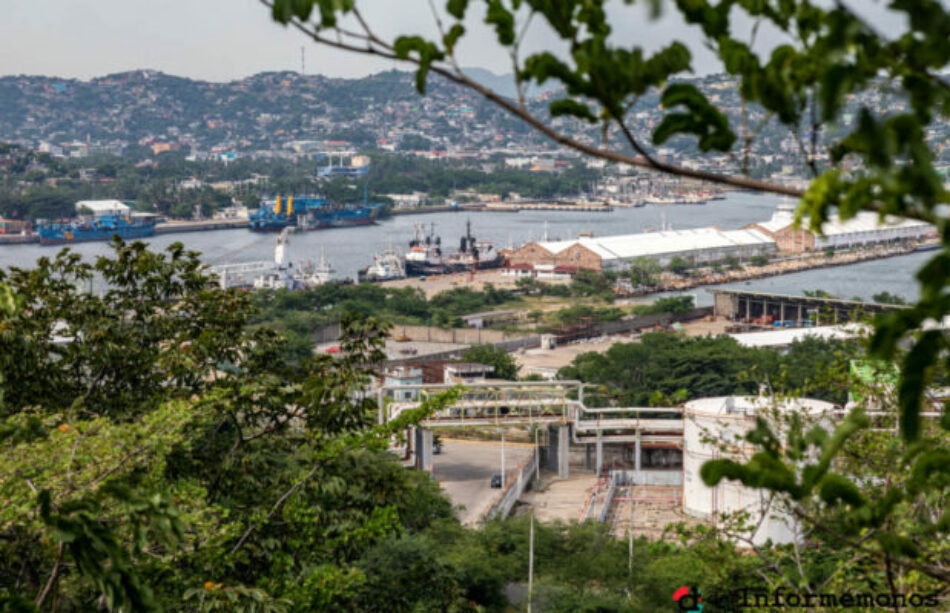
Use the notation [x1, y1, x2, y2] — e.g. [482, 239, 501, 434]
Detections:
[0, 0, 916, 83]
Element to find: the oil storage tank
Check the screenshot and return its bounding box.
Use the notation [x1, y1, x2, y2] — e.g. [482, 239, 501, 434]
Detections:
[682, 396, 836, 545]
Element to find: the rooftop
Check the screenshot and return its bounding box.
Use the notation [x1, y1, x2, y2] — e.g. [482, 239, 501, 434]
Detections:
[535, 227, 774, 261]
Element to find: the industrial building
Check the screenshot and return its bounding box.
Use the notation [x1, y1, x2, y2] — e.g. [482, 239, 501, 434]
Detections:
[745, 200, 934, 253]
[75, 199, 133, 217]
[712, 289, 904, 326]
[507, 227, 776, 272]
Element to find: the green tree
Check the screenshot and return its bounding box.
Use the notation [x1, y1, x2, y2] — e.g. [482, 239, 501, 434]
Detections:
[461, 344, 520, 380]
[666, 257, 690, 275]
[872, 291, 907, 305]
[0, 241, 464, 610]
[627, 257, 662, 288]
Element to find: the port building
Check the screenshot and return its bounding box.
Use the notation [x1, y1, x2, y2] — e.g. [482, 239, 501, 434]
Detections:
[507, 227, 776, 272]
[744, 200, 934, 253]
[75, 199, 132, 217]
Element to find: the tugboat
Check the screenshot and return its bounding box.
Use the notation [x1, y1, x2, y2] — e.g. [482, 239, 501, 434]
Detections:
[405, 223, 445, 276]
[443, 219, 503, 272]
[403, 220, 502, 276]
[358, 238, 406, 283]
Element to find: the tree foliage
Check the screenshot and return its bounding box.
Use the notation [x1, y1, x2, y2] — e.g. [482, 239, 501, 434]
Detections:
[0, 241, 467, 611]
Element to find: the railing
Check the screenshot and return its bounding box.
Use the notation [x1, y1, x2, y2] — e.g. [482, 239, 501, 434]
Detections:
[598, 474, 620, 523]
[484, 451, 539, 521]
[380, 380, 686, 442]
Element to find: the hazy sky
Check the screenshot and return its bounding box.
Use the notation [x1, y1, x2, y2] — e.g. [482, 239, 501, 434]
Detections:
[0, 1, 916, 82]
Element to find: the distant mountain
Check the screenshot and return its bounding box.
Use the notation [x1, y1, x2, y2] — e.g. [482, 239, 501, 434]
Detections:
[0, 69, 548, 152]
[461, 67, 561, 99]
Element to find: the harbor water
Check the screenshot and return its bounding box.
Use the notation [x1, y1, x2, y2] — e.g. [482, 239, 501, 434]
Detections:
[0, 192, 924, 303]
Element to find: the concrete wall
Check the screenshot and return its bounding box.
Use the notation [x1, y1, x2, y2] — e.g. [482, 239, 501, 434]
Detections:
[391, 324, 522, 345]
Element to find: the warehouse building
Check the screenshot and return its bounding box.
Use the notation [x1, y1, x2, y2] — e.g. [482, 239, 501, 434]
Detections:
[745, 200, 934, 253]
[507, 227, 776, 272]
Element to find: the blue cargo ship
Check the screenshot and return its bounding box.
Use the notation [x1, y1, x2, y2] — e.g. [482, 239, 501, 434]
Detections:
[36, 213, 157, 245]
[249, 194, 381, 232]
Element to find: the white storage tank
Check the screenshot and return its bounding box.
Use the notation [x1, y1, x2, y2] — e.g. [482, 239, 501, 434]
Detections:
[682, 396, 835, 545]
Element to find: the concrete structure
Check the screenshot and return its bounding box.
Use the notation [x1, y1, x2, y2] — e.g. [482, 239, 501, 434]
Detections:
[712, 289, 904, 325]
[508, 227, 776, 272]
[746, 200, 934, 253]
[682, 396, 835, 545]
[444, 362, 495, 384]
[382, 366, 423, 401]
[460, 309, 521, 329]
[414, 428, 434, 472]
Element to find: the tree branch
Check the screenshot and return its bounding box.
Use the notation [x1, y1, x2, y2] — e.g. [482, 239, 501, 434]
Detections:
[35, 541, 64, 608]
[230, 461, 322, 555]
[260, 0, 807, 199]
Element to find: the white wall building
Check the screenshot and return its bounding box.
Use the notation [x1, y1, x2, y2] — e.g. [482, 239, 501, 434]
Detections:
[75, 200, 131, 217]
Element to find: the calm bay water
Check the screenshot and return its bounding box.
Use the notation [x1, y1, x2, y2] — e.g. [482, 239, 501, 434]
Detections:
[0, 192, 923, 303]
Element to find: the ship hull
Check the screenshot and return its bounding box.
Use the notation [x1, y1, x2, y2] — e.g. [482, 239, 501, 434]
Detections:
[405, 256, 503, 276]
[250, 200, 379, 233]
[37, 220, 156, 245]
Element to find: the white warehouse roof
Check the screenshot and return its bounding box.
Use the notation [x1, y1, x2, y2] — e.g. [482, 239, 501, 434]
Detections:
[756, 200, 932, 236]
[729, 325, 863, 348]
[76, 200, 131, 215]
[536, 227, 774, 262]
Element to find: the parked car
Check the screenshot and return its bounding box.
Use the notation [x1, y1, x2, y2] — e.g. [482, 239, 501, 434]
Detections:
[490, 473, 503, 488]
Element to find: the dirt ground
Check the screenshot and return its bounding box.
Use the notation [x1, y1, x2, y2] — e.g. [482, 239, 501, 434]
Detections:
[609, 486, 706, 538]
[514, 335, 634, 378]
[379, 270, 542, 299]
[519, 474, 599, 523]
[679, 317, 734, 337]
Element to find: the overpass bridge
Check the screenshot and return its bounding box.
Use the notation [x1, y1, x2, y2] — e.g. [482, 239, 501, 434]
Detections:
[379, 380, 684, 476]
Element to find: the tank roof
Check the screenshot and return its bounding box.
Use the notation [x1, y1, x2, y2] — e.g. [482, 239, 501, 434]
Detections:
[684, 395, 836, 416]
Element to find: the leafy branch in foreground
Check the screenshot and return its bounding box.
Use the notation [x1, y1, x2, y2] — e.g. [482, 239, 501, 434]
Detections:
[266, 0, 950, 441]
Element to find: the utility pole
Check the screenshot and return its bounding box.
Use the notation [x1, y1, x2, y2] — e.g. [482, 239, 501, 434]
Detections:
[501, 431, 506, 488]
[534, 427, 540, 488]
[300, 46, 305, 75]
[628, 487, 634, 578]
[528, 511, 535, 613]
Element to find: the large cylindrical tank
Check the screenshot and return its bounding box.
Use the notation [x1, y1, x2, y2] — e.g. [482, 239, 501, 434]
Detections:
[682, 396, 835, 545]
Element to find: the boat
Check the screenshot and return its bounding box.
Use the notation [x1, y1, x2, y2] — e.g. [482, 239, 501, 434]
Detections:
[404, 220, 503, 276]
[249, 191, 380, 233]
[251, 228, 333, 290]
[358, 241, 407, 283]
[405, 223, 445, 276]
[36, 213, 157, 245]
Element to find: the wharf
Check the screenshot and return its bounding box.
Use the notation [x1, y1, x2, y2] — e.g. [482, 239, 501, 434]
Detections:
[485, 202, 612, 213]
[616, 241, 936, 298]
[0, 218, 250, 245]
[155, 219, 248, 234]
[0, 234, 37, 244]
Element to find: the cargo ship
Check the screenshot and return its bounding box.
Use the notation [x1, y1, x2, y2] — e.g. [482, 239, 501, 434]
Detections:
[36, 213, 157, 245]
[405, 220, 502, 276]
[249, 193, 380, 232]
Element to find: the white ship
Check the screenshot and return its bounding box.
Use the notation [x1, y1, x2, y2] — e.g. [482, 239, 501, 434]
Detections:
[253, 228, 332, 290]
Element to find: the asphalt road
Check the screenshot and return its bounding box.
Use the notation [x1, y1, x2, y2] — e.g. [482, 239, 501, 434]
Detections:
[432, 439, 535, 525]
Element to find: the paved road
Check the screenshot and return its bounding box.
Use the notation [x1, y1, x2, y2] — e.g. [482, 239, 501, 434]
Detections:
[432, 439, 535, 525]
